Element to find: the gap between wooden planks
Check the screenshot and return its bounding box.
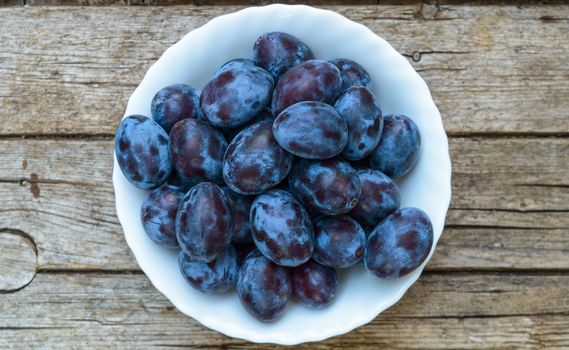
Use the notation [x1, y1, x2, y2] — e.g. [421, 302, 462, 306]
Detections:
[0, 272, 568, 349]
[1, 5, 569, 136]
[0, 136, 567, 287]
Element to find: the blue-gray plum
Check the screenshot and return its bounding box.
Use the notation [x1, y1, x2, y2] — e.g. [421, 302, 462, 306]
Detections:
[350, 169, 400, 228]
[178, 246, 239, 294]
[223, 121, 293, 195]
[200, 65, 274, 128]
[250, 190, 314, 267]
[273, 101, 348, 159]
[140, 184, 184, 248]
[288, 158, 361, 215]
[313, 215, 366, 268]
[253, 32, 314, 79]
[115, 115, 172, 190]
[334, 86, 383, 161]
[291, 260, 337, 308]
[169, 118, 227, 185]
[151, 84, 202, 132]
[176, 182, 233, 262]
[364, 207, 433, 279]
[272, 60, 342, 116]
[329, 58, 372, 92]
[237, 249, 291, 322]
[369, 115, 421, 179]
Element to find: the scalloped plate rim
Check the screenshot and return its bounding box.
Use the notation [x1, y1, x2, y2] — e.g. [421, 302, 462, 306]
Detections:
[113, 4, 452, 345]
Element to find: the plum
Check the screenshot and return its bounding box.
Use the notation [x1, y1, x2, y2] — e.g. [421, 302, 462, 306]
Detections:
[369, 115, 421, 179]
[365, 207, 433, 279]
[253, 32, 314, 79]
[273, 101, 348, 159]
[288, 158, 361, 215]
[115, 115, 172, 190]
[272, 60, 342, 116]
[250, 189, 314, 267]
[223, 121, 293, 195]
[237, 249, 291, 322]
[176, 182, 233, 262]
[334, 86, 383, 161]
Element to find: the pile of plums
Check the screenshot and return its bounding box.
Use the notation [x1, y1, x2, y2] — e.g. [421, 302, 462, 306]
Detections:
[115, 32, 433, 322]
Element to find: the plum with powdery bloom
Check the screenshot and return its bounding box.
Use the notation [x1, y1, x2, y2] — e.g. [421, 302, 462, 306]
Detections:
[223, 121, 293, 195]
[329, 58, 372, 92]
[151, 84, 203, 133]
[292, 260, 338, 308]
[176, 182, 233, 263]
[200, 65, 274, 128]
[250, 189, 314, 267]
[335, 86, 383, 161]
[288, 157, 361, 215]
[169, 118, 227, 185]
[115, 115, 172, 190]
[237, 249, 291, 322]
[272, 60, 342, 116]
[369, 115, 421, 179]
[350, 169, 400, 228]
[273, 101, 348, 159]
[178, 246, 239, 294]
[313, 216, 366, 268]
[253, 32, 314, 79]
[217, 58, 274, 84]
[365, 207, 433, 279]
[140, 184, 184, 248]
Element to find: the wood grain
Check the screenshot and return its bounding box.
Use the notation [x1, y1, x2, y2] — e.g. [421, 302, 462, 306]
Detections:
[0, 231, 37, 291]
[1, 5, 569, 136]
[0, 137, 567, 272]
[14, 0, 569, 5]
[0, 181, 132, 271]
[0, 272, 567, 349]
[25, 0, 383, 5]
[0, 0, 24, 5]
[2, 137, 567, 210]
[18, 0, 569, 5]
[1, 4, 568, 348]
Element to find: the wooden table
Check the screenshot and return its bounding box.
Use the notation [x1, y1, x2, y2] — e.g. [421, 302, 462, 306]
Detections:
[1, 2, 568, 349]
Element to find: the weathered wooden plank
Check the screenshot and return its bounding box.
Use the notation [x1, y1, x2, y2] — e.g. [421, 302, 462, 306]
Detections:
[0, 139, 113, 185]
[434, 227, 569, 271]
[0, 273, 567, 349]
[0, 231, 37, 291]
[0, 182, 132, 270]
[1, 138, 568, 209]
[449, 137, 569, 211]
[1, 6, 568, 136]
[25, 0, 382, 5]
[3, 316, 568, 349]
[0, 137, 567, 271]
[14, 0, 569, 6]
[0, 0, 24, 5]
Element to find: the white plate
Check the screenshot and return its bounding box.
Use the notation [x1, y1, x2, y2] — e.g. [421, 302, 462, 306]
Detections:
[113, 4, 452, 345]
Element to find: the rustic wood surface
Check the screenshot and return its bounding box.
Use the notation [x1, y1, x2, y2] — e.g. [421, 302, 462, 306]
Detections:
[2, 5, 569, 136]
[0, 3, 568, 349]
